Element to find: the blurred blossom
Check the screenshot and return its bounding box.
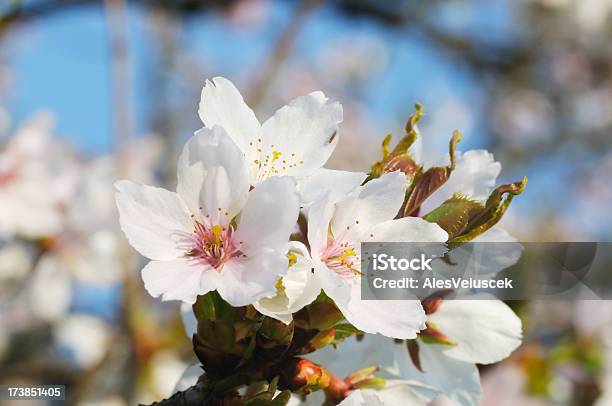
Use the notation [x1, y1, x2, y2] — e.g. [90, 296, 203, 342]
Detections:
[573, 301, 612, 336]
[480, 364, 547, 406]
[0, 112, 78, 239]
[572, 87, 612, 132]
[316, 35, 388, 87]
[570, 152, 612, 236]
[53, 313, 111, 369]
[147, 351, 189, 400]
[493, 90, 554, 144]
[573, 0, 612, 34]
[0, 241, 31, 289]
[27, 255, 72, 323]
[550, 49, 593, 90]
[532, 0, 612, 35]
[226, 0, 270, 29]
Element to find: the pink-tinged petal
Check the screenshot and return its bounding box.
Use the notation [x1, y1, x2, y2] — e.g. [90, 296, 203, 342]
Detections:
[217, 248, 288, 307]
[177, 126, 249, 224]
[236, 176, 299, 252]
[198, 77, 261, 166]
[257, 91, 342, 182]
[115, 180, 192, 261]
[141, 259, 220, 304]
[306, 194, 336, 258]
[331, 171, 406, 242]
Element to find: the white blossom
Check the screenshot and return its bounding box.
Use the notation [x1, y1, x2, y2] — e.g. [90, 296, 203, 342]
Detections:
[198, 77, 343, 190]
[116, 127, 300, 305]
[260, 171, 448, 338]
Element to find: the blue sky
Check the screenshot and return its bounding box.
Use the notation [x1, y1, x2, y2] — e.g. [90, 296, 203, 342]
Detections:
[1, 1, 605, 239]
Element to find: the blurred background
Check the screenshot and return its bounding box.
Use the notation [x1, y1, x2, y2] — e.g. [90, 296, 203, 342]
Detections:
[0, 0, 611, 404]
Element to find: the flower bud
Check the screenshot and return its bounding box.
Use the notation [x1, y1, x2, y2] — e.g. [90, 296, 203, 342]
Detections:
[423, 176, 527, 243]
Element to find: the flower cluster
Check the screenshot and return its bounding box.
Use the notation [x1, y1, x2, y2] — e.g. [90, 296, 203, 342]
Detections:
[115, 77, 527, 405]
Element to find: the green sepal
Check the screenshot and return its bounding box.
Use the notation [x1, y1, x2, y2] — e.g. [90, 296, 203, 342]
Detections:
[346, 365, 378, 386]
[193, 290, 243, 322]
[352, 377, 386, 390]
[419, 321, 456, 346]
[258, 317, 294, 349]
[305, 302, 345, 331]
[332, 323, 361, 345]
[406, 339, 423, 372]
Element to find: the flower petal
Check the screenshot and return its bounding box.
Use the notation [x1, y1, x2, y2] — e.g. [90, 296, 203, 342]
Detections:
[318, 264, 425, 339]
[439, 227, 522, 277]
[198, 77, 261, 165]
[333, 282, 426, 339]
[258, 91, 342, 181]
[403, 343, 481, 406]
[421, 150, 501, 213]
[141, 259, 219, 304]
[115, 180, 192, 261]
[307, 335, 438, 404]
[427, 296, 522, 364]
[366, 217, 448, 243]
[306, 193, 336, 257]
[237, 176, 299, 252]
[217, 248, 288, 307]
[255, 242, 321, 324]
[332, 171, 407, 242]
[297, 168, 367, 206]
[338, 390, 386, 406]
[177, 126, 249, 224]
[180, 302, 196, 338]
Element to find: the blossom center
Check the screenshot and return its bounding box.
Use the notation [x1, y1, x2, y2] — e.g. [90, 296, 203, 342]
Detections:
[321, 238, 360, 279]
[188, 221, 242, 269]
[252, 144, 304, 181]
